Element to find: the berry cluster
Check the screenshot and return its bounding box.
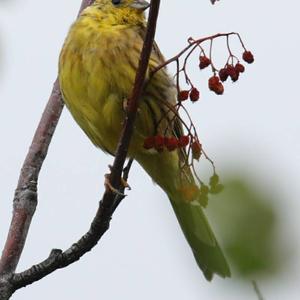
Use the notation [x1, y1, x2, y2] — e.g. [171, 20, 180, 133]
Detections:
[219, 63, 244, 83]
[145, 33, 253, 199]
[144, 135, 190, 152]
[202, 50, 254, 96]
[198, 174, 224, 207]
[178, 87, 200, 102]
[143, 135, 202, 160]
[177, 49, 254, 99]
[209, 50, 254, 95]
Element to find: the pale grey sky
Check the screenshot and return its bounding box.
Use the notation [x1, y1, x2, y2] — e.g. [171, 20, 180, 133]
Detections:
[1, 1, 300, 299]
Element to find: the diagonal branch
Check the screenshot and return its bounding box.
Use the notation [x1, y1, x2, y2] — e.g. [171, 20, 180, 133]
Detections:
[0, 1, 94, 281]
[0, 79, 63, 278]
[0, 1, 93, 299]
[12, 157, 134, 291]
[0, 0, 161, 296]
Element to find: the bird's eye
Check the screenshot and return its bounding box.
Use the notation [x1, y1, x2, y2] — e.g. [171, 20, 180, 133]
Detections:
[112, 0, 121, 5]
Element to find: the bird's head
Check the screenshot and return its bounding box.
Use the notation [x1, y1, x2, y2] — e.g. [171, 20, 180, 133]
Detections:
[111, 0, 150, 10]
[94, 0, 150, 26]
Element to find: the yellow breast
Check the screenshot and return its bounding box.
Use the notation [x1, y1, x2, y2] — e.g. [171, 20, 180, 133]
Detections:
[59, 10, 142, 152]
[59, 6, 176, 157]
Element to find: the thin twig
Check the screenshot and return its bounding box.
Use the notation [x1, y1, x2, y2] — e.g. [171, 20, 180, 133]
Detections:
[252, 280, 265, 300]
[151, 32, 237, 76]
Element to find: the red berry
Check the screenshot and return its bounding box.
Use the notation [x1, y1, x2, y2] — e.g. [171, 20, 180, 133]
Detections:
[165, 137, 178, 151]
[226, 64, 239, 82]
[208, 75, 220, 91]
[199, 55, 211, 69]
[226, 64, 235, 74]
[189, 87, 200, 102]
[214, 82, 224, 95]
[231, 71, 239, 82]
[235, 63, 245, 73]
[178, 90, 190, 101]
[154, 135, 165, 152]
[179, 135, 190, 147]
[208, 75, 224, 95]
[242, 50, 254, 64]
[191, 140, 202, 160]
[219, 68, 229, 82]
[143, 136, 155, 150]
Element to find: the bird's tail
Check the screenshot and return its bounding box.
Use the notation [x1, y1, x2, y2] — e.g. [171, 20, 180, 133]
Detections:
[169, 192, 231, 280]
[135, 151, 230, 280]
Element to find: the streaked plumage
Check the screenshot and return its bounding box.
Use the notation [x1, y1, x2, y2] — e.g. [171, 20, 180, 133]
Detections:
[59, 0, 230, 280]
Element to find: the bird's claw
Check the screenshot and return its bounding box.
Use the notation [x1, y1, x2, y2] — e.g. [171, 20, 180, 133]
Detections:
[104, 174, 125, 196]
[121, 177, 131, 190]
[105, 165, 131, 195]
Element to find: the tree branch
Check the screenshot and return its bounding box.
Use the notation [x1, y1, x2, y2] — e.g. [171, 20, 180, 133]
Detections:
[151, 32, 239, 76]
[0, 1, 94, 299]
[11, 159, 134, 291]
[0, 79, 63, 277]
[0, 0, 160, 297]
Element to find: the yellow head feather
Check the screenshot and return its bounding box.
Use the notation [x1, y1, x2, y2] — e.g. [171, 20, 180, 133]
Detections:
[91, 0, 147, 27]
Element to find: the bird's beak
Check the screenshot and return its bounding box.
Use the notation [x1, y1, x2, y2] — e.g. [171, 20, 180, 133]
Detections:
[129, 0, 150, 10]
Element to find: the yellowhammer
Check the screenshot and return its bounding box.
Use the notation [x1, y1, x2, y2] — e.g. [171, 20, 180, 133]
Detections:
[59, 0, 230, 280]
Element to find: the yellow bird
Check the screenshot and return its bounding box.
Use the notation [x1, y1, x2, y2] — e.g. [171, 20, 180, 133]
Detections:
[59, 0, 230, 280]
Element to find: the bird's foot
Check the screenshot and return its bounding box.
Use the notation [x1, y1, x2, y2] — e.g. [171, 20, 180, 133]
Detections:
[104, 174, 125, 196]
[104, 165, 131, 196]
[121, 177, 131, 190]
